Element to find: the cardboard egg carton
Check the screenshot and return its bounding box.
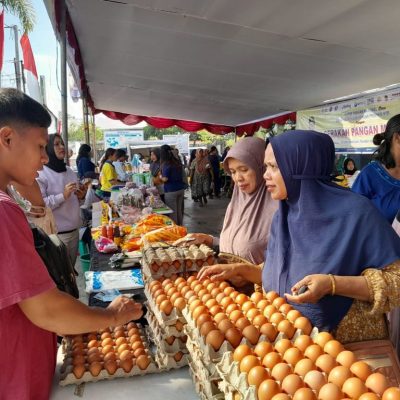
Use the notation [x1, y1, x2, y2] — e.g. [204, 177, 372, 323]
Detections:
[218, 379, 256, 400]
[185, 335, 220, 380]
[59, 357, 159, 386]
[155, 350, 189, 370]
[146, 308, 187, 338]
[188, 360, 224, 400]
[144, 288, 186, 326]
[146, 325, 188, 355]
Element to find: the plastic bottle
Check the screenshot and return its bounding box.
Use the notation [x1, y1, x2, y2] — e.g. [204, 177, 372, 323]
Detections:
[113, 226, 121, 247]
[107, 225, 114, 240]
[101, 224, 107, 238]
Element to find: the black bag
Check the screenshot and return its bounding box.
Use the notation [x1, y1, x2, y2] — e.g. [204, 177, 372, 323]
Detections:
[31, 225, 79, 298]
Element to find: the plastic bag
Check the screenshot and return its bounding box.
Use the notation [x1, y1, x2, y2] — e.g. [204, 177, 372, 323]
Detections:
[95, 236, 118, 253]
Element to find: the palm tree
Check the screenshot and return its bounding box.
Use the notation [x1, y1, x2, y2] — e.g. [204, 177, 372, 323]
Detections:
[1, 0, 35, 33]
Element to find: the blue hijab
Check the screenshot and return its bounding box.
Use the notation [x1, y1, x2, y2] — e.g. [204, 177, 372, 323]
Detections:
[262, 130, 400, 331]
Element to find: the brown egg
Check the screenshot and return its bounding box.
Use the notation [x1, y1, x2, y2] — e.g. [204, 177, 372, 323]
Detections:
[207, 291, 219, 302]
[119, 349, 133, 361]
[104, 360, 118, 375]
[224, 286, 235, 296]
[230, 310, 244, 323]
[233, 344, 253, 362]
[165, 336, 175, 345]
[214, 312, 228, 325]
[134, 348, 146, 358]
[271, 394, 290, 400]
[219, 281, 230, 290]
[225, 327, 243, 348]
[192, 305, 208, 320]
[271, 362, 293, 381]
[260, 322, 278, 341]
[359, 393, 381, 400]
[248, 366, 270, 388]
[101, 337, 114, 347]
[113, 330, 126, 339]
[365, 372, 390, 396]
[88, 361, 102, 377]
[286, 309, 302, 323]
[87, 339, 99, 348]
[277, 319, 296, 339]
[173, 297, 186, 311]
[262, 351, 283, 369]
[200, 321, 217, 337]
[323, 340, 344, 358]
[264, 305, 278, 319]
[127, 327, 139, 337]
[189, 279, 200, 289]
[236, 293, 249, 306]
[205, 298, 218, 309]
[196, 313, 212, 328]
[242, 301, 256, 313]
[186, 276, 196, 284]
[294, 317, 312, 335]
[270, 312, 285, 325]
[303, 370, 327, 392]
[174, 351, 184, 362]
[175, 321, 184, 332]
[251, 292, 264, 304]
[72, 334, 84, 344]
[350, 361, 372, 381]
[336, 350, 357, 368]
[220, 296, 234, 309]
[328, 365, 353, 387]
[179, 285, 190, 297]
[119, 358, 133, 373]
[272, 297, 286, 309]
[129, 334, 141, 344]
[101, 344, 114, 355]
[209, 305, 223, 316]
[253, 314, 268, 328]
[240, 354, 261, 373]
[185, 289, 197, 300]
[174, 277, 185, 285]
[315, 354, 337, 374]
[304, 344, 324, 362]
[136, 355, 151, 370]
[281, 374, 304, 395]
[193, 283, 204, 294]
[283, 347, 303, 366]
[87, 352, 102, 363]
[265, 291, 279, 302]
[205, 330, 225, 351]
[72, 364, 86, 379]
[100, 332, 112, 340]
[313, 332, 333, 348]
[242, 325, 260, 345]
[217, 318, 234, 333]
[236, 317, 251, 331]
[274, 338, 293, 355]
[258, 379, 281, 400]
[254, 341, 274, 359]
[103, 352, 117, 362]
[342, 377, 368, 399]
[294, 358, 316, 377]
[279, 303, 294, 315]
[160, 299, 173, 315]
[226, 303, 240, 314]
[294, 335, 313, 352]
[87, 333, 98, 341]
[153, 288, 165, 299]
[115, 336, 127, 347]
[382, 387, 400, 400]
[293, 388, 316, 400]
[257, 299, 270, 312]
[318, 383, 343, 400]
[246, 308, 261, 322]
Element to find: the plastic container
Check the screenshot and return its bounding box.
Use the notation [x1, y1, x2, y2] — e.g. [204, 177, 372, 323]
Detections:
[80, 254, 91, 273]
[78, 240, 88, 256]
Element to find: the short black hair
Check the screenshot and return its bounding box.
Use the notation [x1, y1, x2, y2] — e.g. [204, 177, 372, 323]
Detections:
[0, 88, 51, 129]
[115, 148, 126, 158]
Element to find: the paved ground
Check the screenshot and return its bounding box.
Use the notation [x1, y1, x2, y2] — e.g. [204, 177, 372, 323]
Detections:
[75, 193, 231, 302]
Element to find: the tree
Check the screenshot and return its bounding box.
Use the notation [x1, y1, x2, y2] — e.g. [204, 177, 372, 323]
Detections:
[1, 0, 36, 32]
[143, 125, 185, 140]
[68, 121, 103, 142]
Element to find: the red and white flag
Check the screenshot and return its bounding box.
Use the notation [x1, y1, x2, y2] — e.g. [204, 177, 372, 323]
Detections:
[20, 33, 41, 102]
[0, 9, 4, 72]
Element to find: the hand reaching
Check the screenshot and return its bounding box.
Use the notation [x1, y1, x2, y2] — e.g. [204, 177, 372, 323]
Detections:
[63, 182, 77, 199]
[285, 274, 332, 304]
[173, 233, 213, 247]
[106, 296, 143, 326]
[197, 263, 248, 286]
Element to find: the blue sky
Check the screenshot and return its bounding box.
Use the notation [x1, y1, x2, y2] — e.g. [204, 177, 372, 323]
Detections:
[1, 0, 133, 128]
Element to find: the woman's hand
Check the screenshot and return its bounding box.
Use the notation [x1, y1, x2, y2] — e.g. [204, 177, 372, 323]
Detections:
[106, 296, 143, 326]
[63, 182, 77, 199]
[197, 263, 249, 285]
[285, 274, 332, 304]
[173, 233, 213, 247]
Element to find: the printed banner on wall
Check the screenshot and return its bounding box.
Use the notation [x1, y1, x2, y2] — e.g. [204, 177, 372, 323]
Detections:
[297, 88, 400, 152]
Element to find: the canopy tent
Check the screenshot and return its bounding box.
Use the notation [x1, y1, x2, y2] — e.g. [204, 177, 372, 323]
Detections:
[44, 0, 400, 135]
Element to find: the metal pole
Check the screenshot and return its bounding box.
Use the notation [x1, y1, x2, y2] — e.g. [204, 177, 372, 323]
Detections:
[82, 98, 90, 144]
[60, 0, 69, 164]
[20, 61, 26, 93]
[91, 112, 97, 165]
[12, 25, 22, 91]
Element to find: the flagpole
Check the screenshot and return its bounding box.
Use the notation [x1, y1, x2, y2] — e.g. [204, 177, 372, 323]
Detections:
[12, 25, 22, 91]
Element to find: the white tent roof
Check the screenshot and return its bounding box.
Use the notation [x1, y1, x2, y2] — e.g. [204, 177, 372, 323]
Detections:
[44, 0, 400, 127]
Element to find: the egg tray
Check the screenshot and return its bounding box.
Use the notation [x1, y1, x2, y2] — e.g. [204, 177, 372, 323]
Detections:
[155, 350, 189, 370]
[146, 308, 187, 339]
[59, 356, 160, 386]
[144, 287, 187, 326]
[146, 325, 188, 355]
[185, 334, 220, 380]
[188, 360, 224, 400]
[217, 379, 256, 400]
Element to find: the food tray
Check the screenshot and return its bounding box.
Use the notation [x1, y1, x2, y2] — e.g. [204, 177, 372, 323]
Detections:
[188, 360, 224, 400]
[146, 308, 187, 338]
[146, 326, 188, 355]
[155, 350, 189, 370]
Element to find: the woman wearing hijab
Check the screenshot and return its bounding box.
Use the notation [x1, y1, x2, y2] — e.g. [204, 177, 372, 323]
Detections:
[181, 137, 278, 283]
[352, 114, 400, 223]
[150, 148, 165, 201]
[37, 134, 83, 267]
[76, 144, 96, 179]
[264, 130, 400, 342]
[190, 149, 211, 206]
[343, 157, 357, 176]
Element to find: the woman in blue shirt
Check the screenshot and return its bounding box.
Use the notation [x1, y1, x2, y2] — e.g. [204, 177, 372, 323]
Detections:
[352, 114, 400, 223]
[160, 144, 185, 225]
[76, 144, 96, 179]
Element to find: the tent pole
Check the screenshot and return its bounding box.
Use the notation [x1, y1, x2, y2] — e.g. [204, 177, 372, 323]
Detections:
[60, 0, 69, 164]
